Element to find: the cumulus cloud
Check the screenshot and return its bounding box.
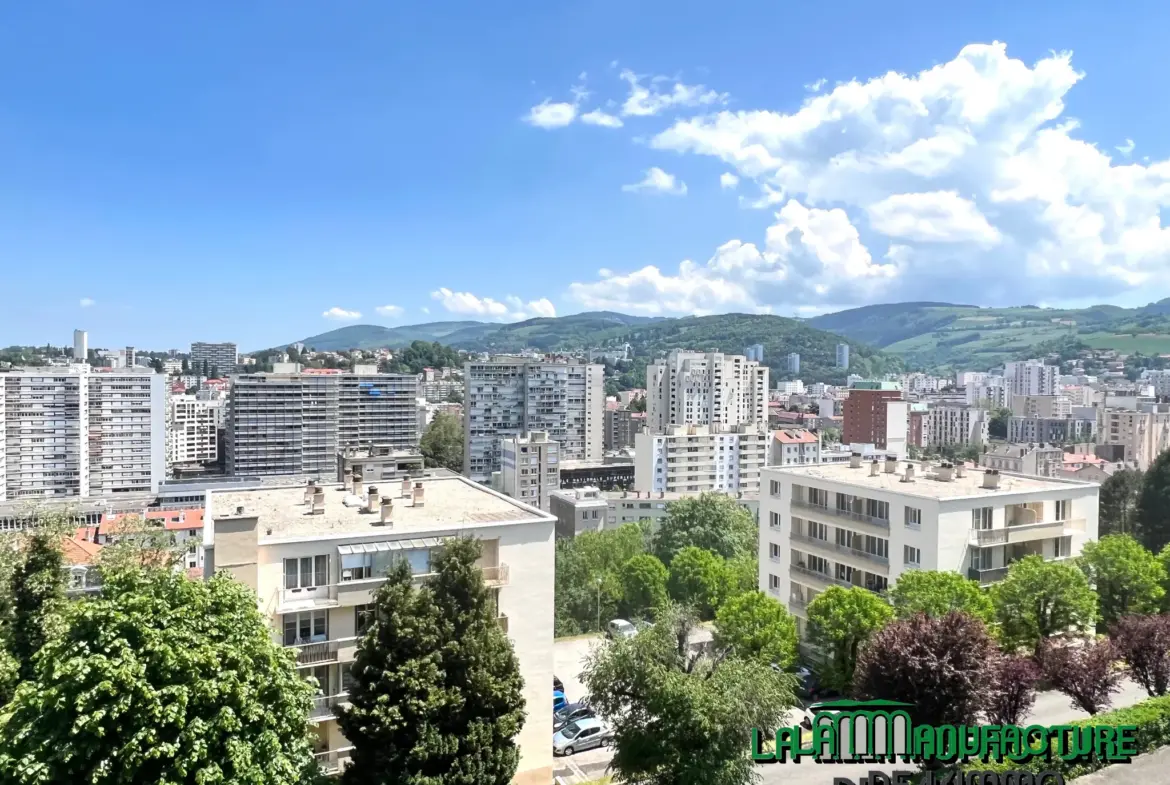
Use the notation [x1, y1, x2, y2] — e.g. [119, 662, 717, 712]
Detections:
[804, 78, 827, 93]
[1116, 138, 1135, 157]
[622, 167, 688, 195]
[720, 172, 740, 189]
[79, 297, 95, 307]
[523, 100, 577, 129]
[581, 109, 624, 128]
[322, 307, 362, 321]
[564, 42, 1170, 312]
[375, 304, 404, 318]
[431, 288, 557, 321]
[619, 69, 727, 116]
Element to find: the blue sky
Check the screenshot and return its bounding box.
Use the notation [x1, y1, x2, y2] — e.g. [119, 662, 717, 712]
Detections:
[2, 1, 1169, 350]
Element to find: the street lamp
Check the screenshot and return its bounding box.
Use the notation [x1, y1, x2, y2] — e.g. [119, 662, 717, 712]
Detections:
[595, 576, 603, 633]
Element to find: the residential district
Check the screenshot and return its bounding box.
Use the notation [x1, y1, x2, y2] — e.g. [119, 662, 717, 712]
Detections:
[3, 331, 1170, 784]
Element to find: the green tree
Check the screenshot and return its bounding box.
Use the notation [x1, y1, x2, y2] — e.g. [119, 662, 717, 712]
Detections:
[805, 586, 894, 694]
[667, 546, 729, 619]
[420, 412, 463, 472]
[95, 515, 185, 574]
[1078, 534, 1166, 628]
[555, 524, 648, 635]
[1100, 469, 1144, 536]
[1137, 451, 1170, 552]
[992, 556, 1097, 651]
[340, 537, 525, 785]
[618, 554, 668, 620]
[887, 570, 994, 626]
[628, 396, 646, 413]
[582, 605, 793, 785]
[714, 590, 798, 668]
[8, 533, 65, 683]
[652, 494, 756, 565]
[722, 553, 758, 599]
[989, 407, 1012, 439]
[0, 570, 316, 784]
[180, 357, 189, 374]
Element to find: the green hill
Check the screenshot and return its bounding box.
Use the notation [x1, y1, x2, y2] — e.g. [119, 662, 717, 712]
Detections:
[289, 321, 493, 351]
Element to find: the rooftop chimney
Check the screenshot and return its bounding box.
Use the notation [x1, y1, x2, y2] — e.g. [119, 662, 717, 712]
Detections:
[412, 482, 425, 508]
[402, 476, 412, 498]
[365, 485, 378, 513]
[659, 491, 665, 499]
[884, 455, 898, 474]
[351, 472, 363, 497]
[849, 452, 862, 469]
[303, 481, 314, 505]
[901, 463, 916, 483]
[312, 488, 325, 514]
[380, 496, 393, 525]
[982, 469, 1001, 490]
[869, 460, 880, 477]
[936, 462, 954, 482]
[956, 463, 966, 479]
[235, 505, 245, 515]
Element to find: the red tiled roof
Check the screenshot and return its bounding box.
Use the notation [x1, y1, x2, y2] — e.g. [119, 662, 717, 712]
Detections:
[774, 429, 817, 444]
[101, 508, 204, 533]
[61, 537, 102, 566]
[1063, 453, 1104, 465]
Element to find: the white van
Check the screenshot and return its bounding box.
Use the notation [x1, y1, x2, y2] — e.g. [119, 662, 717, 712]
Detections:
[606, 619, 636, 640]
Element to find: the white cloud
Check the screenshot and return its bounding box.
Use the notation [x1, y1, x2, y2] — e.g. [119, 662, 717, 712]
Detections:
[622, 167, 688, 195]
[619, 69, 727, 117]
[523, 100, 577, 129]
[720, 172, 740, 189]
[79, 297, 95, 307]
[322, 307, 362, 321]
[560, 42, 1170, 311]
[1116, 138, 1135, 157]
[431, 288, 556, 321]
[804, 78, 827, 93]
[375, 304, 404, 318]
[421, 307, 430, 314]
[581, 109, 624, 128]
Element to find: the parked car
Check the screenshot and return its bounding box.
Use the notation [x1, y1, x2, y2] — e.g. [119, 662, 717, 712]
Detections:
[553, 700, 595, 731]
[554, 689, 568, 712]
[553, 717, 612, 756]
[606, 619, 636, 640]
[553, 675, 564, 694]
[799, 701, 844, 730]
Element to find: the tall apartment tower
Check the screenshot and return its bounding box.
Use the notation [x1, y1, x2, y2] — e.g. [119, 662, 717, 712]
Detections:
[190, 342, 239, 376]
[225, 368, 418, 477]
[645, 350, 768, 432]
[745, 344, 764, 363]
[836, 343, 850, 370]
[73, 330, 88, 364]
[1005, 360, 1058, 397]
[0, 368, 166, 500]
[499, 431, 560, 510]
[788, 353, 800, 374]
[463, 360, 604, 484]
[842, 381, 906, 453]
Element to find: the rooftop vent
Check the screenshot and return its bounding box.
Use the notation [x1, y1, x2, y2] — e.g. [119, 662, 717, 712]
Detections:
[311, 489, 325, 515]
[235, 505, 245, 515]
[412, 482, 425, 508]
[869, 460, 880, 477]
[901, 463, 916, 483]
[936, 462, 954, 482]
[402, 476, 412, 498]
[849, 452, 862, 469]
[367, 485, 379, 513]
[379, 496, 393, 525]
[884, 455, 898, 474]
[956, 463, 966, 479]
[303, 482, 314, 505]
[983, 469, 1001, 490]
[351, 472, 363, 497]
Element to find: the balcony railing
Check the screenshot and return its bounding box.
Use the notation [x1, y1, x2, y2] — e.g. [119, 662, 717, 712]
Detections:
[278, 564, 510, 611]
[970, 519, 1081, 547]
[497, 614, 509, 634]
[309, 693, 349, 721]
[967, 566, 1010, 585]
[284, 636, 361, 667]
[788, 598, 808, 615]
[789, 563, 852, 589]
[790, 531, 890, 567]
[790, 500, 890, 530]
[314, 746, 355, 775]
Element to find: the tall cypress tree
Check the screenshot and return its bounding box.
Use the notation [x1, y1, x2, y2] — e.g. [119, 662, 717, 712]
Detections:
[340, 537, 526, 785]
[9, 533, 65, 682]
[1137, 451, 1170, 553]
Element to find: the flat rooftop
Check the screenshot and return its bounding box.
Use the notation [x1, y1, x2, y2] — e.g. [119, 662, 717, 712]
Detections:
[766, 462, 1096, 500]
[210, 473, 552, 543]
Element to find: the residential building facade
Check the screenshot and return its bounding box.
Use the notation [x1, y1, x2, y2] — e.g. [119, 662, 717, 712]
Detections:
[0, 368, 166, 500]
[788, 353, 800, 374]
[166, 395, 225, 468]
[1007, 416, 1096, 444]
[836, 344, 850, 369]
[500, 432, 560, 511]
[924, 405, 988, 448]
[645, 351, 768, 432]
[981, 444, 1066, 477]
[1005, 360, 1059, 397]
[190, 342, 239, 375]
[201, 473, 555, 784]
[760, 459, 1098, 640]
[842, 382, 906, 454]
[1096, 405, 1170, 470]
[551, 486, 759, 539]
[463, 360, 604, 483]
[771, 429, 821, 466]
[603, 407, 644, 450]
[634, 423, 767, 495]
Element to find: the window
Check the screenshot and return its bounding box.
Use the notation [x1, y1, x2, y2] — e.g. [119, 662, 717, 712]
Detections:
[283, 610, 328, 645]
[1055, 500, 1070, 521]
[904, 546, 921, 566]
[355, 604, 374, 635]
[808, 487, 829, 507]
[769, 510, 781, 529]
[972, 507, 993, 530]
[865, 499, 889, 521]
[807, 554, 829, 574]
[836, 563, 854, 583]
[284, 556, 328, 589]
[808, 520, 828, 541]
[904, 507, 921, 529]
[971, 547, 992, 570]
[769, 573, 781, 590]
[341, 553, 373, 581]
[770, 542, 782, 559]
[1055, 536, 1071, 558]
[867, 575, 889, 593]
[770, 480, 781, 497]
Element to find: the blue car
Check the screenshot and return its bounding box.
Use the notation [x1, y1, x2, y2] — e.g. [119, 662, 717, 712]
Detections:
[554, 689, 567, 712]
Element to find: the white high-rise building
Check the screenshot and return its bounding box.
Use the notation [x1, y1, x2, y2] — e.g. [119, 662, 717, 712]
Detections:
[190, 342, 239, 376]
[73, 330, 88, 364]
[965, 376, 1011, 409]
[226, 368, 419, 477]
[788, 353, 801, 374]
[1005, 360, 1059, 397]
[166, 395, 225, 467]
[924, 405, 989, 448]
[635, 424, 768, 495]
[836, 344, 850, 370]
[463, 360, 604, 484]
[646, 350, 768, 432]
[0, 368, 166, 500]
[761, 460, 1098, 640]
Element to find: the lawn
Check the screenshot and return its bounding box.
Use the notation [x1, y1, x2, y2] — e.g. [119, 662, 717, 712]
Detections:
[1080, 332, 1170, 355]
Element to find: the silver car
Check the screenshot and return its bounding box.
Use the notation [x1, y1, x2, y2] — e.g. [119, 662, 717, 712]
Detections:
[553, 717, 612, 756]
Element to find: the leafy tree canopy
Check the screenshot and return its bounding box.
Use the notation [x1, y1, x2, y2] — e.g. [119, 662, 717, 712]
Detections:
[652, 494, 756, 565]
[993, 556, 1097, 651]
[1137, 450, 1170, 552]
[887, 570, 994, 627]
[340, 537, 525, 785]
[555, 524, 648, 635]
[420, 412, 463, 473]
[1100, 469, 1144, 537]
[806, 586, 894, 694]
[1078, 534, 1166, 628]
[0, 570, 317, 785]
[1111, 614, 1170, 697]
[582, 604, 794, 785]
[667, 546, 729, 620]
[386, 341, 462, 375]
[618, 554, 668, 620]
[714, 590, 798, 669]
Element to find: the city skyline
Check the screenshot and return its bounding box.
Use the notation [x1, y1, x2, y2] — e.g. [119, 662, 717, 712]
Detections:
[3, 3, 1170, 350]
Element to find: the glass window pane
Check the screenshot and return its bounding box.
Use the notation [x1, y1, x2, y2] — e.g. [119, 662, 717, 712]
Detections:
[283, 618, 297, 646]
[312, 612, 327, 640]
[407, 549, 430, 574]
[300, 558, 312, 587]
[285, 559, 298, 589]
[314, 555, 328, 586]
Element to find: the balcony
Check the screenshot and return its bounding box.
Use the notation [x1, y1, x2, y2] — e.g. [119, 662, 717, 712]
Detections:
[967, 566, 1010, 585]
[497, 614, 509, 634]
[970, 519, 1082, 547]
[309, 693, 349, 722]
[789, 563, 852, 590]
[790, 500, 890, 533]
[789, 531, 890, 568]
[279, 564, 510, 612]
[314, 746, 355, 775]
[285, 636, 361, 668]
[788, 598, 808, 616]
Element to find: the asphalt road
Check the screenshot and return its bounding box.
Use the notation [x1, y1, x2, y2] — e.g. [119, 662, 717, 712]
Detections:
[550, 632, 1153, 785]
